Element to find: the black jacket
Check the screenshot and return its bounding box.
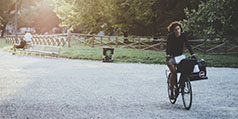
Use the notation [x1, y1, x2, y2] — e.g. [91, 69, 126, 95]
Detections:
[166, 32, 193, 56]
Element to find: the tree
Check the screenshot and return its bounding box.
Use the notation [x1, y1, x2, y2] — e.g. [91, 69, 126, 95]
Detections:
[53, 0, 203, 37]
[32, 0, 61, 34]
[0, 0, 15, 37]
[105, 0, 136, 38]
[53, 0, 106, 34]
[0, 0, 59, 36]
[183, 0, 238, 42]
[18, 6, 36, 29]
[0, 0, 40, 36]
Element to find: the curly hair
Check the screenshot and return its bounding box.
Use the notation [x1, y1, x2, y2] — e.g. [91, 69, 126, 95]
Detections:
[167, 21, 183, 33]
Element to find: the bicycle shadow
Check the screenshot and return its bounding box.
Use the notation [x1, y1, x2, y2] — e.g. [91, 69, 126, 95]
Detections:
[159, 102, 188, 110]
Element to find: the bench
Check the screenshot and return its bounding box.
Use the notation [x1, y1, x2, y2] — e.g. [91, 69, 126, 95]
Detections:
[26, 45, 61, 57]
[5, 34, 70, 56]
[10, 41, 61, 57]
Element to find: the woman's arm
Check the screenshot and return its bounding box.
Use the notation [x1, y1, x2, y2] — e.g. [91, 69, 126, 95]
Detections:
[184, 34, 194, 55]
[166, 35, 172, 55]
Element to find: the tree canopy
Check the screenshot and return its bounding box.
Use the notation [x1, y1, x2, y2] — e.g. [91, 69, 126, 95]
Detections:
[17, 0, 60, 34]
[32, 0, 61, 34]
[0, 0, 16, 36]
[53, 0, 202, 36]
[0, 0, 60, 36]
[183, 0, 238, 41]
[0, 0, 39, 36]
[1, 0, 236, 41]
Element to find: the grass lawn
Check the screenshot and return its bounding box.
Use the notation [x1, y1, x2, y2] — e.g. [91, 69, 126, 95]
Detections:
[0, 38, 12, 47]
[60, 45, 167, 64]
[1, 38, 238, 67]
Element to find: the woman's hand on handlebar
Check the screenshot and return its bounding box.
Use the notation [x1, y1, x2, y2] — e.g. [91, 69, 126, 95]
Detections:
[166, 55, 171, 61]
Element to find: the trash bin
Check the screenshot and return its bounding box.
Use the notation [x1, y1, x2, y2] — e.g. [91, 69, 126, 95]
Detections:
[103, 48, 114, 62]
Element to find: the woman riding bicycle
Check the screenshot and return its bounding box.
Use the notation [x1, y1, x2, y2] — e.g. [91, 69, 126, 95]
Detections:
[166, 21, 195, 99]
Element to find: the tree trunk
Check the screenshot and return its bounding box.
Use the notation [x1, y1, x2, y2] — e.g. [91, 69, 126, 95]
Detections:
[1, 23, 7, 37]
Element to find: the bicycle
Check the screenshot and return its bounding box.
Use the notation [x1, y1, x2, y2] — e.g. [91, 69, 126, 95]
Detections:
[165, 56, 198, 110]
[166, 70, 192, 110]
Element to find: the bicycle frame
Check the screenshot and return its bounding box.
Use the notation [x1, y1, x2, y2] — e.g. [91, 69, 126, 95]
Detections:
[166, 70, 186, 96]
[166, 67, 193, 110]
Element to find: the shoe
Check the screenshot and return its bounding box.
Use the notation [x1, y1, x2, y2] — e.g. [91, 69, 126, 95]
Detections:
[12, 53, 15, 55]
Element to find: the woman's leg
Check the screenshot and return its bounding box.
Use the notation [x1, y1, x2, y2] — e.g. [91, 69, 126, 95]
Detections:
[167, 63, 176, 98]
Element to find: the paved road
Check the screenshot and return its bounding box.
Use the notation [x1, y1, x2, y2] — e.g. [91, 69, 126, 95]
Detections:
[0, 49, 237, 119]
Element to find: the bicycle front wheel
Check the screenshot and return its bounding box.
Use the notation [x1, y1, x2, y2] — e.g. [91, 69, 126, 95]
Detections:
[182, 76, 192, 110]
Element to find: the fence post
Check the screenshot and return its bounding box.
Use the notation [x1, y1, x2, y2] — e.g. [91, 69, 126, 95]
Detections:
[138, 37, 142, 49]
[160, 40, 164, 50]
[92, 36, 95, 48]
[100, 36, 103, 46]
[67, 33, 72, 47]
[84, 34, 87, 46]
[13, 37, 16, 44]
[204, 39, 207, 54]
[5, 36, 7, 43]
[40, 37, 43, 45]
[61, 37, 65, 47]
[115, 37, 118, 48]
[224, 40, 227, 54]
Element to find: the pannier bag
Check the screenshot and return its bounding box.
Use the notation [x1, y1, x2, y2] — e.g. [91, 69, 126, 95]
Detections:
[189, 59, 208, 81]
[177, 58, 208, 81]
[177, 57, 197, 75]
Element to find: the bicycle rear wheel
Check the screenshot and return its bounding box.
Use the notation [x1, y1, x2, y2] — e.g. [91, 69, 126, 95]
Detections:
[182, 76, 192, 110]
[167, 73, 177, 104]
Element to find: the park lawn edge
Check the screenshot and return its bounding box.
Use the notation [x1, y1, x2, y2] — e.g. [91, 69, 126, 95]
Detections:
[0, 38, 237, 67]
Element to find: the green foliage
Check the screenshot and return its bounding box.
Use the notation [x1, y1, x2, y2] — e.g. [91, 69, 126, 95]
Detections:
[0, 0, 206, 36]
[183, 0, 238, 41]
[53, 0, 203, 36]
[53, 0, 106, 34]
[0, 38, 12, 47]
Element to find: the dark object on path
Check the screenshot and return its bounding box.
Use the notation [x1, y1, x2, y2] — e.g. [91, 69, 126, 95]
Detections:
[103, 48, 114, 62]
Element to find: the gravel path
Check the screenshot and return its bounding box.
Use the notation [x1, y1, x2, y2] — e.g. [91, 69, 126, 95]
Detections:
[0, 49, 237, 119]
